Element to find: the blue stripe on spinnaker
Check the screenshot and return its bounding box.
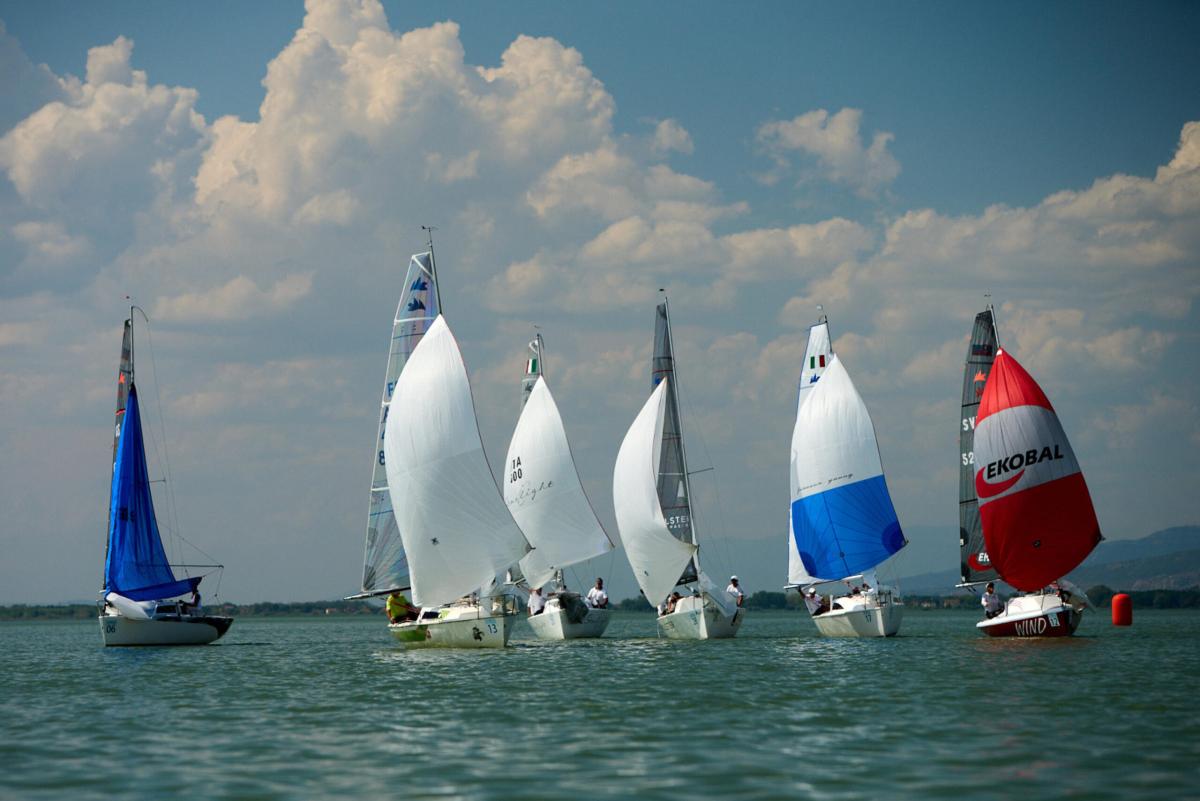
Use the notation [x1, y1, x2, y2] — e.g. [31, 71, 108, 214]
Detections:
[791, 474, 905, 580]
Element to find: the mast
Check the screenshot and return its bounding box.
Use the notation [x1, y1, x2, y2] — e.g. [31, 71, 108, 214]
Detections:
[423, 225, 443, 315]
[659, 293, 698, 549]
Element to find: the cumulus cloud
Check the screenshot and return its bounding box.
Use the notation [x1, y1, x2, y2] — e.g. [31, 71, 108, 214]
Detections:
[757, 107, 900, 198]
[152, 273, 314, 322]
[651, 118, 694, 155]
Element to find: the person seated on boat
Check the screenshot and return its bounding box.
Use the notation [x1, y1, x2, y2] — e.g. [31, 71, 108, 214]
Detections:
[665, 591, 683, 614]
[586, 578, 609, 609]
[528, 587, 546, 616]
[186, 588, 201, 616]
[982, 582, 1004, 619]
[726, 575, 744, 607]
[386, 590, 420, 623]
[804, 588, 830, 616]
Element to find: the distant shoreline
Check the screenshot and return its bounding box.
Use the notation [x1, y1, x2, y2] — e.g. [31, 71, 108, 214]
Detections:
[4, 585, 1198, 621]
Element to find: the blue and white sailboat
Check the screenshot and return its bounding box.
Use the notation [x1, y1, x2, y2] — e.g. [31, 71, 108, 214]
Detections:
[99, 310, 232, 646]
[788, 314, 907, 637]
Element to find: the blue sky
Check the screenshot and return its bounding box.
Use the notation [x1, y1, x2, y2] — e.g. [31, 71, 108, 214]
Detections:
[1, 0, 1197, 603]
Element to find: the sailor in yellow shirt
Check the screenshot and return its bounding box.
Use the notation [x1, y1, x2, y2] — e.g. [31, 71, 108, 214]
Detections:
[386, 591, 419, 623]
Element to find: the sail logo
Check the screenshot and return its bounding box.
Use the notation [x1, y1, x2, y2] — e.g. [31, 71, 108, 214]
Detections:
[973, 370, 987, 396]
[406, 297, 426, 312]
[967, 552, 991, 571]
[975, 444, 1065, 498]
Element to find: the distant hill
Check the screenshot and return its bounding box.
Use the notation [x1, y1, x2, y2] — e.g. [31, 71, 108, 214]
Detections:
[898, 526, 1200, 595]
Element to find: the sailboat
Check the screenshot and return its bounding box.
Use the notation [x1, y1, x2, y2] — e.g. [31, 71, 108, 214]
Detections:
[355, 244, 529, 648]
[787, 313, 907, 637]
[99, 309, 232, 646]
[504, 334, 617, 640]
[972, 335, 1101, 637]
[613, 297, 743, 640]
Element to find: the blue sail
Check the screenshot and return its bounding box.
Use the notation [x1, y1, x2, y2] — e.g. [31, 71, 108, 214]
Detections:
[104, 386, 199, 601]
[789, 355, 906, 581]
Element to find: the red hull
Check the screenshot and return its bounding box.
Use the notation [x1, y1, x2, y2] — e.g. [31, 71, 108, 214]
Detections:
[978, 607, 1082, 638]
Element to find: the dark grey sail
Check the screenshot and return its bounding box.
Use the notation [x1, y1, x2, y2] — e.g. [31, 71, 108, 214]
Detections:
[959, 307, 999, 585]
[113, 319, 134, 464]
[653, 301, 699, 587]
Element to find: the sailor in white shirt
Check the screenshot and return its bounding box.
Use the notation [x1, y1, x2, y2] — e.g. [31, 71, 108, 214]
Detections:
[726, 575, 744, 607]
[528, 587, 546, 616]
[585, 578, 608, 608]
[981, 582, 1004, 619]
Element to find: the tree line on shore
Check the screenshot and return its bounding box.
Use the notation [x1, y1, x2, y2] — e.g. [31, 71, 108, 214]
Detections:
[4, 585, 1198, 620]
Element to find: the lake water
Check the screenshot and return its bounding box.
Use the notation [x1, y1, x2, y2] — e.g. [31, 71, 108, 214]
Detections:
[1, 610, 1196, 800]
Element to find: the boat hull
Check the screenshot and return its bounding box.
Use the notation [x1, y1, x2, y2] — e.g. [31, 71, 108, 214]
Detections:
[657, 595, 744, 640]
[389, 604, 514, 649]
[527, 598, 611, 640]
[977, 594, 1083, 638]
[99, 613, 232, 646]
[810, 593, 903, 638]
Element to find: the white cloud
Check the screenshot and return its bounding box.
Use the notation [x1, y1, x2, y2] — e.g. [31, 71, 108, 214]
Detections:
[152, 273, 314, 322]
[757, 107, 900, 197]
[652, 119, 694, 155]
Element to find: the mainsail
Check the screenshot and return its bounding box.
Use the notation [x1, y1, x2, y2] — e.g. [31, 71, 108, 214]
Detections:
[383, 316, 530, 608]
[613, 379, 699, 607]
[787, 318, 834, 586]
[504, 345, 615, 588]
[959, 308, 999, 585]
[974, 350, 1101, 591]
[104, 386, 199, 602]
[789, 356, 907, 581]
[359, 252, 439, 595]
[652, 301, 698, 586]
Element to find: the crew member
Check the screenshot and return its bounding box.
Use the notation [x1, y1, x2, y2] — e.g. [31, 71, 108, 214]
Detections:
[981, 582, 1004, 619]
[726, 575, 744, 607]
[528, 587, 546, 616]
[586, 578, 608, 609]
[386, 590, 420, 623]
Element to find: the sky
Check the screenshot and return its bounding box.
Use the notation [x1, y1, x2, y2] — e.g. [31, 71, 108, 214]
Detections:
[1, 0, 1197, 604]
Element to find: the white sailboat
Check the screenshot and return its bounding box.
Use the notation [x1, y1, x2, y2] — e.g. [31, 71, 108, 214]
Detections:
[99, 309, 232, 646]
[504, 334, 617, 640]
[788, 314, 907, 637]
[614, 298, 743, 640]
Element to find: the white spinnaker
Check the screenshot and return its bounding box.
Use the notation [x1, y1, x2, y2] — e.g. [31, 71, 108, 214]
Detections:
[383, 316, 530, 608]
[505, 376, 615, 589]
[613, 379, 698, 608]
[788, 321, 833, 586]
[792, 356, 885, 503]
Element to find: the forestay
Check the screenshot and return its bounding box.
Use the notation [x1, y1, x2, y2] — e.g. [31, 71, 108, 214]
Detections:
[360, 252, 439, 595]
[614, 379, 698, 608]
[958, 308, 999, 585]
[788, 319, 833, 587]
[974, 350, 1101, 591]
[383, 316, 529, 608]
[789, 356, 906, 581]
[505, 376, 614, 589]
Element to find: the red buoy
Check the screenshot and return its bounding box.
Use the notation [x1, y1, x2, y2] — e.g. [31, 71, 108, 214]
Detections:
[1112, 593, 1132, 626]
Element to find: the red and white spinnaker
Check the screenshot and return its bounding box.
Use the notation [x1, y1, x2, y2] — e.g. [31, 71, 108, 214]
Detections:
[973, 350, 1101, 591]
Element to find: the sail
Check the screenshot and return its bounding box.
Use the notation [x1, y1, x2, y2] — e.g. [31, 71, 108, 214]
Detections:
[653, 301, 698, 585]
[104, 386, 199, 602]
[788, 320, 834, 586]
[382, 316, 529, 608]
[505, 375, 615, 588]
[112, 319, 133, 465]
[958, 309, 999, 584]
[789, 356, 906, 581]
[974, 350, 1101, 591]
[613, 379, 698, 608]
[360, 252, 439, 595]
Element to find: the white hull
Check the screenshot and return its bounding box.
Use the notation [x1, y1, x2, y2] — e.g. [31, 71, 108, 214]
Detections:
[389, 602, 514, 649]
[99, 612, 231, 646]
[657, 594, 744, 640]
[810, 592, 903, 638]
[527, 597, 611, 640]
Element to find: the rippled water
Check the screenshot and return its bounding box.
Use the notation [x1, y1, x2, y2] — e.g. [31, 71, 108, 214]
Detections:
[1, 610, 1197, 800]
